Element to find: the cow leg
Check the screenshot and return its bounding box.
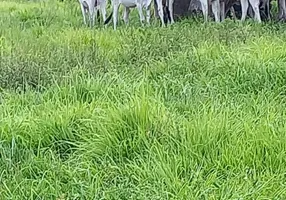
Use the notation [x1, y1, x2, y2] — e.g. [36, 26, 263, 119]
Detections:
[146, 5, 151, 25]
[137, 4, 145, 25]
[200, 0, 209, 22]
[85, 2, 93, 27]
[154, 0, 159, 18]
[230, 6, 237, 20]
[249, 0, 261, 22]
[91, 7, 96, 27]
[212, 0, 221, 22]
[168, 0, 175, 23]
[156, 0, 166, 26]
[89, 7, 95, 27]
[240, 0, 249, 21]
[80, 3, 87, 25]
[113, 3, 120, 30]
[264, 0, 271, 20]
[248, 5, 254, 18]
[282, 0, 286, 20]
[123, 7, 130, 24]
[278, 0, 283, 20]
[220, 1, 225, 21]
[100, 1, 107, 23]
[122, 7, 125, 21]
[268, 2, 271, 20]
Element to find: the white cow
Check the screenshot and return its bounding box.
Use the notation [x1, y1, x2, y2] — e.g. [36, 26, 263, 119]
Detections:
[104, 0, 166, 30]
[79, 0, 107, 26]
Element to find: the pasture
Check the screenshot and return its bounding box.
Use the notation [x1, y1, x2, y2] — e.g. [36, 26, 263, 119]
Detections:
[1, 0, 286, 199]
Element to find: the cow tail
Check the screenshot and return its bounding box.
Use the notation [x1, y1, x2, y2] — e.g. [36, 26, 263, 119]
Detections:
[97, 10, 100, 23]
[104, 11, 113, 25]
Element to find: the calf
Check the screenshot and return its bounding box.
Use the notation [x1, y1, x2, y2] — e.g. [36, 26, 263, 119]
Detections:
[104, 0, 166, 30]
[79, 0, 107, 26]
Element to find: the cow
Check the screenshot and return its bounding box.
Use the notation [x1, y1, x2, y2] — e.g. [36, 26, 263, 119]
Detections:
[185, 0, 270, 22]
[79, 0, 107, 26]
[104, 0, 166, 30]
[219, 0, 271, 22]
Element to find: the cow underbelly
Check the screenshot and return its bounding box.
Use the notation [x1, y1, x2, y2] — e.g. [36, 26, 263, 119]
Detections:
[120, 0, 137, 7]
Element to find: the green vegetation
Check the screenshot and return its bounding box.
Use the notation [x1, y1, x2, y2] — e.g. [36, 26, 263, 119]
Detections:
[1, 0, 286, 199]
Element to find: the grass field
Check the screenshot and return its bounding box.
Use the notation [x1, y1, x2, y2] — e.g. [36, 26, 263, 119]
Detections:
[1, 0, 286, 199]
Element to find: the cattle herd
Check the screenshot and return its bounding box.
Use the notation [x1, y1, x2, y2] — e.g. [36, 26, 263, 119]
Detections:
[78, 0, 285, 30]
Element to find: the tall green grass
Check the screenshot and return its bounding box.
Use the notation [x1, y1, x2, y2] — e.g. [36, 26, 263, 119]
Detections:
[1, 0, 286, 199]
